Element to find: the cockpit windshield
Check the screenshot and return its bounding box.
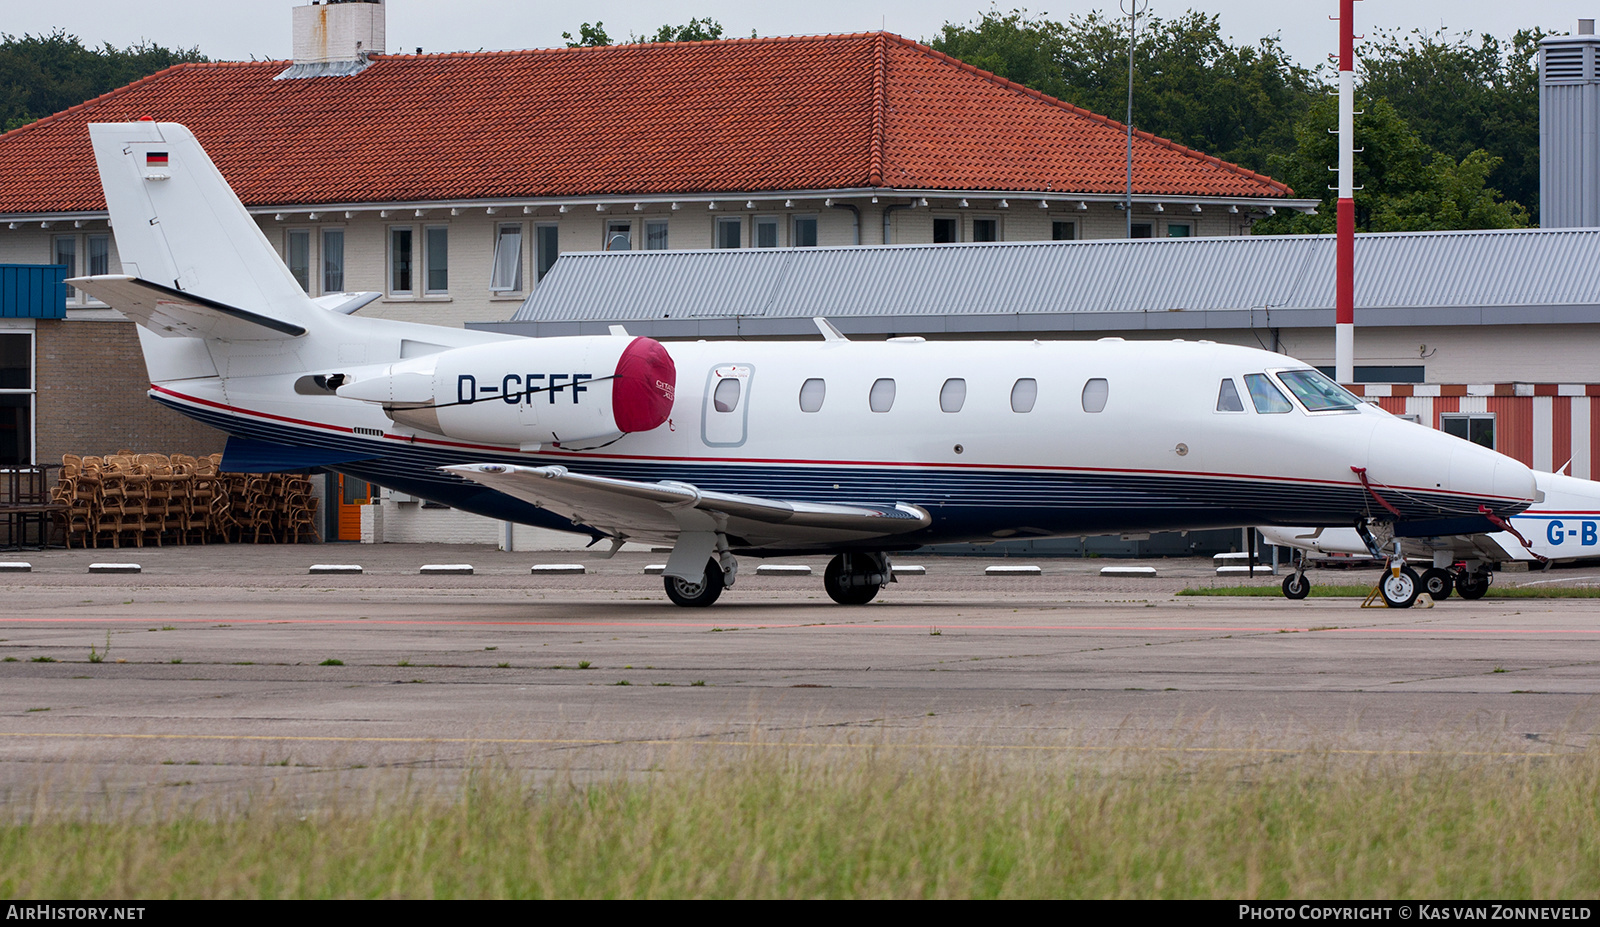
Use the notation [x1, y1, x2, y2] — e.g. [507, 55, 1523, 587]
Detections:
[1277, 369, 1361, 411]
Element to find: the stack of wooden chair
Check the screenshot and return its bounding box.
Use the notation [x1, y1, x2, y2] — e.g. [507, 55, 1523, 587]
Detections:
[52, 452, 320, 547]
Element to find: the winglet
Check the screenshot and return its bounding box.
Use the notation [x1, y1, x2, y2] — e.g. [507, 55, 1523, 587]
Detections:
[813, 318, 849, 342]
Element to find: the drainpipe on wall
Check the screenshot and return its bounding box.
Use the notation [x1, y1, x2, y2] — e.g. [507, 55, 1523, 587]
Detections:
[881, 202, 914, 244]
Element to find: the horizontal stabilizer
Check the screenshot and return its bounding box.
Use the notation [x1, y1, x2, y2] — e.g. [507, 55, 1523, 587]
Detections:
[67, 275, 306, 340]
[444, 463, 930, 547]
[221, 436, 376, 473]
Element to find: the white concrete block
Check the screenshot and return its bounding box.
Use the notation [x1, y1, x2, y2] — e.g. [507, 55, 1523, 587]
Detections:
[0, 562, 31, 572]
[892, 565, 926, 576]
[531, 564, 585, 575]
[420, 564, 474, 575]
[1100, 566, 1159, 576]
[986, 565, 1042, 576]
[309, 564, 363, 574]
[643, 564, 666, 575]
[755, 564, 813, 576]
[89, 563, 140, 574]
[1215, 565, 1274, 576]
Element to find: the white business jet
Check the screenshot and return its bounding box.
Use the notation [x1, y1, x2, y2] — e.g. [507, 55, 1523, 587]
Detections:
[1261, 468, 1600, 607]
[68, 122, 1540, 607]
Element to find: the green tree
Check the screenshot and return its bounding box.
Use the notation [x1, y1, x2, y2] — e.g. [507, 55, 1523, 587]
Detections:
[1255, 96, 1530, 234]
[1358, 27, 1545, 223]
[562, 22, 613, 48]
[638, 18, 725, 44]
[932, 8, 1318, 178]
[0, 30, 206, 132]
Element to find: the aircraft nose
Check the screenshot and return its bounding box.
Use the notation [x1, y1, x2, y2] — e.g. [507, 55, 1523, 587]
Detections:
[1364, 417, 1537, 517]
[1446, 434, 1538, 515]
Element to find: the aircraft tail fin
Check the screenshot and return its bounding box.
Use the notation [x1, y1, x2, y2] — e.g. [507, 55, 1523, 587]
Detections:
[86, 121, 331, 339]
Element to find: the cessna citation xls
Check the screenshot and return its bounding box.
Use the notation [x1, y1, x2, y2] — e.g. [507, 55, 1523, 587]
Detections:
[68, 121, 1540, 607]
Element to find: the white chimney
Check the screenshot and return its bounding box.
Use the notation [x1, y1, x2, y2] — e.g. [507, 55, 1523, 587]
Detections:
[291, 0, 385, 64]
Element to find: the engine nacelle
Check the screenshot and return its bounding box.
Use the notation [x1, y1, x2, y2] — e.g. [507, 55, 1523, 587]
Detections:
[335, 335, 675, 447]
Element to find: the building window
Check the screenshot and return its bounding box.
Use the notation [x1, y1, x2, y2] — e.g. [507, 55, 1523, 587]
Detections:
[322, 228, 345, 293]
[287, 229, 312, 292]
[1165, 223, 1191, 238]
[605, 221, 632, 252]
[792, 216, 818, 247]
[0, 332, 34, 466]
[1052, 221, 1076, 241]
[933, 217, 959, 243]
[972, 218, 999, 242]
[536, 224, 559, 282]
[1132, 221, 1190, 239]
[425, 226, 449, 294]
[53, 233, 114, 303]
[1314, 365, 1425, 385]
[1130, 223, 1153, 239]
[389, 227, 414, 295]
[716, 217, 741, 249]
[754, 216, 779, 248]
[1442, 414, 1495, 450]
[491, 224, 523, 293]
[645, 220, 669, 250]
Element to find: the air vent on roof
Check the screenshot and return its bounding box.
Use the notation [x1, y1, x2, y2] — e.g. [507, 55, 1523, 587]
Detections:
[1544, 45, 1589, 83]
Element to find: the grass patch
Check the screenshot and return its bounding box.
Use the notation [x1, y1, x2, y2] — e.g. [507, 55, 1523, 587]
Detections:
[320, 659, 344, 667]
[0, 747, 1598, 898]
[30, 656, 56, 663]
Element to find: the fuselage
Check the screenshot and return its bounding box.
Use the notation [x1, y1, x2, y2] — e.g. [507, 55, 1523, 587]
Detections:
[143, 318, 1538, 551]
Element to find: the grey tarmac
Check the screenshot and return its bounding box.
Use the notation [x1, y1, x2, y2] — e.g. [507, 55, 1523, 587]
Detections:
[0, 544, 1597, 805]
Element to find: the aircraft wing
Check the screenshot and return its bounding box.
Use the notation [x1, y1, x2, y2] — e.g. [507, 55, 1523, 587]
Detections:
[65, 275, 306, 340]
[444, 463, 931, 548]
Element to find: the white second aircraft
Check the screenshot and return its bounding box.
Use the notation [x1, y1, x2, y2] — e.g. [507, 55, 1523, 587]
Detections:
[68, 122, 1541, 607]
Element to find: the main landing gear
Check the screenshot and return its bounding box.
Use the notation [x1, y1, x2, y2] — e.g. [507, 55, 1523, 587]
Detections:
[660, 546, 894, 607]
[823, 552, 893, 606]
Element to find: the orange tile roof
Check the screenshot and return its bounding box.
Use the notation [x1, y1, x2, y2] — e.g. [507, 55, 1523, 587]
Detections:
[0, 32, 1293, 215]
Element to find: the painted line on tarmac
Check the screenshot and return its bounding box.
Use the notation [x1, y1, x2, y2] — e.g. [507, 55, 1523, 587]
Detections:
[0, 730, 1583, 759]
[3, 615, 1600, 635]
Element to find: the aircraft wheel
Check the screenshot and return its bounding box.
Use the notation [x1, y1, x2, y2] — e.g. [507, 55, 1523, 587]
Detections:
[824, 554, 884, 606]
[1421, 568, 1454, 601]
[1282, 574, 1311, 600]
[1455, 570, 1491, 601]
[664, 559, 724, 608]
[1379, 566, 1421, 609]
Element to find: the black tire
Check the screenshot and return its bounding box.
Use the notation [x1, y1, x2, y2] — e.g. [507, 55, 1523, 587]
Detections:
[824, 554, 883, 606]
[1421, 568, 1454, 601]
[1456, 570, 1491, 600]
[1379, 566, 1421, 609]
[664, 559, 724, 607]
[1282, 574, 1310, 600]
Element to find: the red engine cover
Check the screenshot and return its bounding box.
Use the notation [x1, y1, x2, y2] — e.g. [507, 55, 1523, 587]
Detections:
[611, 337, 676, 433]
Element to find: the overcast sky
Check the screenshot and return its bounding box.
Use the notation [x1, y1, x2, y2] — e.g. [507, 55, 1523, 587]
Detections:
[5, 1, 1593, 71]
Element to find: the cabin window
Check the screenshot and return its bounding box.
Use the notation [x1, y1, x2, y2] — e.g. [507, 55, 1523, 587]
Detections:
[798, 378, 825, 412]
[490, 224, 523, 292]
[1278, 369, 1360, 411]
[1216, 378, 1245, 412]
[1079, 378, 1107, 413]
[713, 378, 742, 413]
[1244, 374, 1292, 413]
[940, 378, 967, 413]
[869, 378, 896, 413]
[323, 228, 345, 293]
[1012, 378, 1040, 413]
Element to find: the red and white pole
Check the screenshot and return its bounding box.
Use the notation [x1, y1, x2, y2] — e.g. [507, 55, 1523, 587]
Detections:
[1335, 0, 1356, 384]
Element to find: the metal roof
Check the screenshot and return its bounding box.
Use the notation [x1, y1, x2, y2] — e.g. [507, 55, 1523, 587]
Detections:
[488, 228, 1600, 338]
